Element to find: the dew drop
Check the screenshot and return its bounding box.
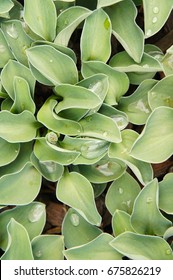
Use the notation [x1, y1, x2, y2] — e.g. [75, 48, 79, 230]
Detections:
[50, 59, 53, 63]
[0, 45, 6, 53]
[165, 249, 172, 255]
[35, 250, 42, 258]
[118, 187, 123, 194]
[64, 20, 68, 26]
[6, 23, 19, 39]
[96, 162, 114, 176]
[153, 7, 159, 14]
[146, 197, 153, 204]
[142, 64, 149, 68]
[28, 204, 45, 223]
[146, 29, 152, 37]
[70, 213, 80, 226]
[103, 131, 108, 137]
[152, 17, 158, 23]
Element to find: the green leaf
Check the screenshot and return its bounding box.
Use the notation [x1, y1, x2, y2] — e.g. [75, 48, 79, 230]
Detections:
[55, 6, 91, 46]
[105, 0, 144, 63]
[0, 202, 46, 250]
[1, 60, 35, 100]
[0, 142, 33, 178]
[34, 137, 80, 165]
[82, 60, 129, 105]
[161, 46, 173, 76]
[0, 138, 19, 167]
[109, 129, 153, 185]
[110, 232, 173, 260]
[54, 0, 75, 14]
[78, 157, 126, 183]
[110, 51, 162, 73]
[64, 233, 123, 260]
[56, 171, 101, 226]
[97, 0, 123, 9]
[0, 162, 42, 205]
[0, 0, 14, 14]
[24, 0, 57, 41]
[1, 20, 33, 66]
[0, 110, 39, 143]
[61, 136, 109, 164]
[131, 179, 171, 235]
[131, 107, 173, 163]
[26, 45, 78, 85]
[31, 235, 64, 260]
[79, 113, 121, 143]
[106, 172, 141, 215]
[148, 75, 173, 110]
[62, 208, 102, 249]
[99, 103, 128, 130]
[112, 210, 135, 236]
[54, 84, 102, 120]
[143, 0, 173, 38]
[1, 219, 34, 260]
[0, 29, 14, 68]
[11, 77, 36, 114]
[30, 152, 64, 182]
[118, 79, 156, 125]
[159, 173, 173, 214]
[37, 97, 82, 135]
[81, 8, 111, 62]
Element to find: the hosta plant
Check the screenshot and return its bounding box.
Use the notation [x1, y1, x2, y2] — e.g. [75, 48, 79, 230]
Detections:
[0, 0, 173, 260]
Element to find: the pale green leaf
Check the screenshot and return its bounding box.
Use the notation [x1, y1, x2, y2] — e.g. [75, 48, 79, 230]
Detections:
[1, 20, 33, 66]
[112, 210, 135, 236]
[105, 0, 144, 63]
[82, 60, 129, 105]
[131, 179, 171, 235]
[81, 8, 111, 62]
[0, 138, 19, 167]
[26, 45, 78, 85]
[148, 75, 173, 110]
[0, 29, 14, 68]
[55, 6, 91, 46]
[56, 171, 101, 226]
[1, 59, 35, 100]
[143, 0, 173, 38]
[64, 233, 123, 260]
[118, 79, 156, 125]
[110, 232, 173, 260]
[97, 0, 123, 9]
[131, 107, 173, 163]
[159, 173, 173, 214]
[1, 219, 34, 260]
[0, 110, 39, 143]
[62, 208, 102, 249]
[106, 172, 141, 215]
[0, 162, 42, 205]
[109, 129, 153, 185]
[0, 202, 46, 250]
[32, 235, 64, 260]
[0, 0, 14, 14]
[24, 0, 57, 41]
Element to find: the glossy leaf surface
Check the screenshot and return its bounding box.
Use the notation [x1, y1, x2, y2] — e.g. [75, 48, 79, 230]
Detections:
[57, 171, 101, 226]
[112, 210, 135, 236]
[0, 138, 19, 167]
[159, 173, 173, 214]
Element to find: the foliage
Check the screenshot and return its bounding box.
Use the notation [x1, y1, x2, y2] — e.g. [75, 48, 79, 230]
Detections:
[0, 0, 173, 260]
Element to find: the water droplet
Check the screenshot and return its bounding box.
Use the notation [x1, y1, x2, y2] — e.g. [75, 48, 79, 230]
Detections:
[46, 131, 58, 144]
[96, 162, 114, 176]
[88, 81, 103, 93]
[0, 45, 6, 53]
[70, 213, 80, 226]
[165, 249, 172, 255]
[28, 204, 45, 223]
[152, 17, 158, 23]
[146, 29, 152, 37]
[111, 115, 128, 130]
[35, 250, 42, 258]
[41, 161, 57, 173]
[128, 100, 150, 114]
[126, 200, 131, 208]
[143, 64, 149, 68]
[118, 187, 123, 194]
[64, 20, 68, 26]
[6, 23, 19, 39]
[20, 10, 24, 19]
[103, 131, 108, 137]
[153, 7, 159, 14]
[50, 59, 53, 63]
[146, 197, 153, 204]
